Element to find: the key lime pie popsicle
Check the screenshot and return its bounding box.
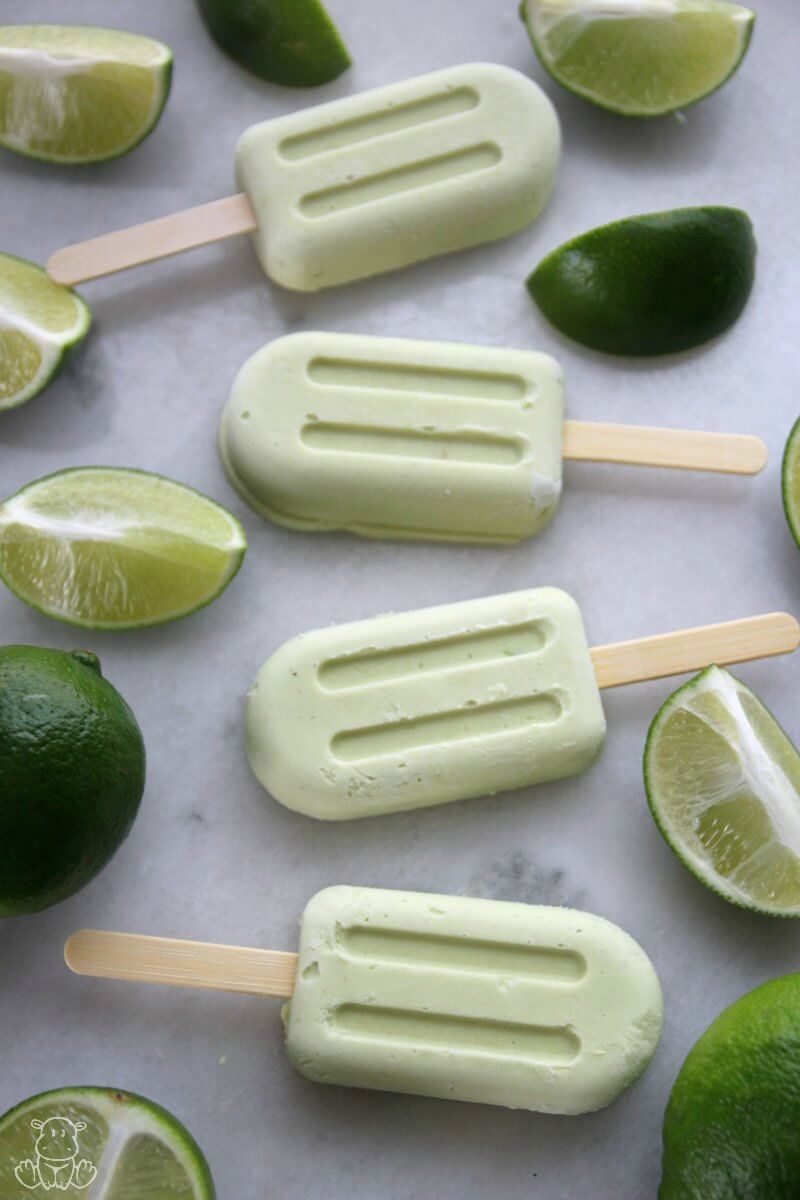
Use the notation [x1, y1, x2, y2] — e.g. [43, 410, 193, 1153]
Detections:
[219, 332, 766, 543]
[48, 64, 560, 291]
[66, 885, 663, 1115]
[245, 590, 799, 819]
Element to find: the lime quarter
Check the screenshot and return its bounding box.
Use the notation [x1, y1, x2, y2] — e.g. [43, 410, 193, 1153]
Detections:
[521, 0, 755, 118]
[0, 1087, 215, 1198]
[0, 24, 172, 163]
[661, 975, 800, 1198]
[645, 665, 800, 917]
[0, 467, 247, 630]
[528, 207, 756, 356]
[196, 0, 351, 87]
[0, 252, 91, 412]
[781, 417, 800, 551]
[0, 645, 145, 916]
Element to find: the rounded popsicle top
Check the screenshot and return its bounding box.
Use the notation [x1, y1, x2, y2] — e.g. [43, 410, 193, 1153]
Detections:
[235, 62, 561, 291]
[285, 885, 663, 1114]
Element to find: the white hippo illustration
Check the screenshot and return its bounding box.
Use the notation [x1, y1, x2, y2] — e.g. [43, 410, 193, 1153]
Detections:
[14, 1116, 97, 1192]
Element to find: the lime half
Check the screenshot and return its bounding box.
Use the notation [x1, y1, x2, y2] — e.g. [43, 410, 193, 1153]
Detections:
[0, 24, 172, 163]
[0, 1087, 214, 1198]
[521, 0, 755, 117]
[782, 417, 800, 550]
[528, 207, 756, 356]
[0, 252, 91, 412]
[196, 0, 351, 87]
[0, 467, 247, 630]
[645, 666, 800, 917]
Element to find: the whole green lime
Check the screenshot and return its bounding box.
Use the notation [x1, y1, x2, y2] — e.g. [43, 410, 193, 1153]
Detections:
[528, 207, 756, 356]
[661, 975, 800, 1198]
[0, 645, 145, 915]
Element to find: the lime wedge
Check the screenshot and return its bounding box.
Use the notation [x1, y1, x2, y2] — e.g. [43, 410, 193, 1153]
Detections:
[0, 1087, 215, 1198]
[0, 252, 91, 411]
[196, 0, 350, 87]
[0, 467, 247, 630]
[645, 666, 800, 917]
[0, 24, 172, 163]
[520, 0, 755, 117]
[527, 207, 756, 356]
[782, 418, 800, 551]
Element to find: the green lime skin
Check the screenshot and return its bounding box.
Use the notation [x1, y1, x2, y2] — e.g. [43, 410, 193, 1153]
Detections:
[528, 207, 756, 356]
[0, 646, 145, 916]
[196, 0, 351, 86]
[781, 416, 800, 550]
[661, 975, 800, 1198]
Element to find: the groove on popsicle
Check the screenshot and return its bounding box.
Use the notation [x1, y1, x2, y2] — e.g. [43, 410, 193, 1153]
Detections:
[338, 926, 586, 982]
[299, 144, 501, 218]
[331, 693, 562, 761]
[318, 620, 552, 690]
[301, 423, 523, 465]
[334, 1005, 581, 1063]
[278, 87, 479, 161]
[307, 356, 527, 401]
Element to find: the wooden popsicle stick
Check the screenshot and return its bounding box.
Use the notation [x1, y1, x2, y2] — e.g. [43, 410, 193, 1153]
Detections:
[65, 929, 297, 998]
[47, 194, 257, 287]
[591, 613, 800, 690]
[563, 421, 767, 476]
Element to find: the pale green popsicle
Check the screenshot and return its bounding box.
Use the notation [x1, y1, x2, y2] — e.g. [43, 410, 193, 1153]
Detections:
[246, 588, 606, 819]
[284, 886, 663, 1113]
[235, 62, 561, 291]
[219, 332, 565, 543]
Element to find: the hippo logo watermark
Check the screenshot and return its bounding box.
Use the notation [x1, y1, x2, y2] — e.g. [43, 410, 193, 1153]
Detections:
[13, 1116, 97, 1192]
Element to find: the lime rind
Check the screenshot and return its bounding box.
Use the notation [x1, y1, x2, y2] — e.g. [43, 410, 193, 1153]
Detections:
[781, 417, 800, 550]
[521, 0, 755, 118]
[0, 25, 173, 163]
[645, 666, 800, 917]
[0, 467, 247, 630]
[0, 1087, 215, 1199]
[0, 251, 91, 412]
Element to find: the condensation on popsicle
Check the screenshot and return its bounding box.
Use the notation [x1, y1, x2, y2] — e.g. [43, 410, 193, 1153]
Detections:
[65, 885, 664, 1116]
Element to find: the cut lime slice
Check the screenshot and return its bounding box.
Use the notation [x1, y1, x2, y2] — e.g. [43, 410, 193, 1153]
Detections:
[0, 252, 91, 412]
[527, 207, 756, 356]
[645, 666, 800, 916]
[0, 1087, 215, 1198]
[782, 417, 800, 551]
[0, 24, 172, 163]
[521, 0, 755, 117]
[196, 0, 351, 87]
[0, 467, 247, 630]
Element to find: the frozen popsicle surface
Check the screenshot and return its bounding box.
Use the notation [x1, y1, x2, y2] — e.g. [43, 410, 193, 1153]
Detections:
[235, 62, 560, 291]
[220, 332, 565, 543]
[284, 886, 663, 1113]
[246, 588, 606, 819]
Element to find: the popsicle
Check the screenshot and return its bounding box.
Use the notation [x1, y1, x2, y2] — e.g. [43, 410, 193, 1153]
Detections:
[47, 63, 560, 292]
[65, 885, 663, 1115]
[219, 332, 767, 543]
[245, 589, 799, 820]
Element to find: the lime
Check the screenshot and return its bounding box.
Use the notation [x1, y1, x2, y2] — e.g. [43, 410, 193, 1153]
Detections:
[528, 206, 756, 356]
[0, 24, 172, 164]
[0, 467, 247, 630]
[0, 252, 91, 412]
[645, 666, 800, 917]
[781, 417, 800, 550]
[521, 0, 755, 118]
[0, 645, 145, 915]
[660, 975, 800, 1198]
[196, 0, 350, 87]
[0, 1087, 215, 1198]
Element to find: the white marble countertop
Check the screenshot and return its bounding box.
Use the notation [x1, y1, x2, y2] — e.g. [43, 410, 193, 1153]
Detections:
[1, 2, 798, 1197]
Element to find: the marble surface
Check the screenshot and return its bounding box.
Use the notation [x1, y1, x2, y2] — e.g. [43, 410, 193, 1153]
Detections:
[1, 2, 798, 1197]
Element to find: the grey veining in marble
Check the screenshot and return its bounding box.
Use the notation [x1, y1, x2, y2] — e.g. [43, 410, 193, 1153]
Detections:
[0, 2, 798, 1197]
